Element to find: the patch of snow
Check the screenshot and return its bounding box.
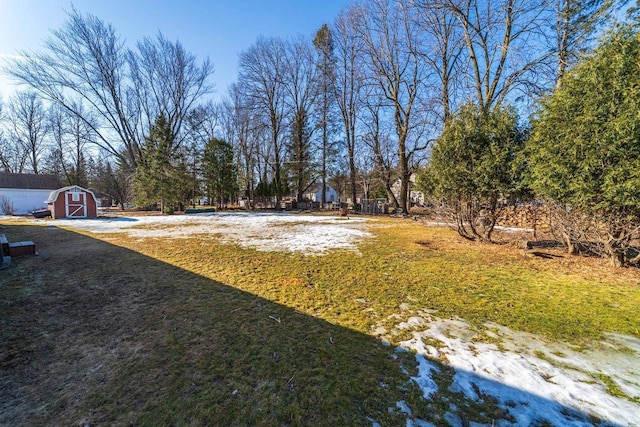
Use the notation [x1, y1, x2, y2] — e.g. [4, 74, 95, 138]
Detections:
[397, 401, 437, 427]
[373, 326, 387, 336]
[41, 212, 373, 255]
[392, 315, 640, 426]
[412, 355, 439, 398]
[367, 417, 382, 427]
[396, 316, 428, 330]
[396, 400, 413, 415]
[494, 225, 534, 233]
[443, 412, 464, 427]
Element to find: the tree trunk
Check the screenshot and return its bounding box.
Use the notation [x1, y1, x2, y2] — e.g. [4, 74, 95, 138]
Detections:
[604, 238, 625, 268]
[399, 170, 410, 214]
[562, 231, 577, 255]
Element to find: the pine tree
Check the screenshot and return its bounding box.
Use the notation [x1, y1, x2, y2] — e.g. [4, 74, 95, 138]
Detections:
[135, 114, 190, 213]
[202, 138, 238, 208]
[313, 23, 337, 206]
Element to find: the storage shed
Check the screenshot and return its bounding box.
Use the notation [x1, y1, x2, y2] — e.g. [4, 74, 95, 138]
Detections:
[47, 185, 98, 219]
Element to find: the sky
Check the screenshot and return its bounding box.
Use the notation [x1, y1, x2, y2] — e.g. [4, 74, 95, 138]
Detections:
[0, 0, 351, 103]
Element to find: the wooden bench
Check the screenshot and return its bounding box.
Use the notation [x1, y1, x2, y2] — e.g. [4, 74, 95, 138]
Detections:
[8, 241, 36, 257]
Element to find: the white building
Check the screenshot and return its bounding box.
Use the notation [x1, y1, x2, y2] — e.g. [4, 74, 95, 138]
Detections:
[391, 174, 425, 207]
[303, 183, 339, 203]
[0, 173, 63, 215]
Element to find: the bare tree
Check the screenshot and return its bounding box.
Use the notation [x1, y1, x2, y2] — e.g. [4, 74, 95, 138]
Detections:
[5, 9, 139, 169]
[238, 37, 288, 204]
[0, 127, 28, 173]
[353, 0, 430, 213]
[414, 0, 466, 124]
[220, 83, 259, 206]
[128, 33, 214, 149]
[188, 101, 220, 142]
[355, 146, 375, 203]
[283, 36, 319, 202]
[46, 103, 96, 186]
[181, 101, 222, 206]
[5, 8, 213, 171]
[333, 8, 365, 207]
[444, 0, 551, 111]
[7, 91, 49, 174]
[553, 0, 623, 86]
[92, 156, 133, 210]
[0, 98, 22, 172]
[361, 91, 399, 206]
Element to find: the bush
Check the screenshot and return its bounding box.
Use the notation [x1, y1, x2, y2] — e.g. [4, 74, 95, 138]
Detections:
[528, 25, 640, 266]
[418, 104, 526, 242]
[0, 195, 15, 215]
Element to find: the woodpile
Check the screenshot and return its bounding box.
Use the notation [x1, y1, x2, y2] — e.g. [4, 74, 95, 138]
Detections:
[497, 205, 552, 232]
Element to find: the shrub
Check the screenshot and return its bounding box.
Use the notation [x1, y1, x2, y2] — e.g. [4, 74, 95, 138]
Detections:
[0, 195, 15, 215]
[528, 25, 640, 266]
[418, 104, 526, 242]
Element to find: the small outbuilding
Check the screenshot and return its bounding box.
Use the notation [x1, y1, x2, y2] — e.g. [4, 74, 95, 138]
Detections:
[0, 172, 63, 215]
[46, 185, 98, 219]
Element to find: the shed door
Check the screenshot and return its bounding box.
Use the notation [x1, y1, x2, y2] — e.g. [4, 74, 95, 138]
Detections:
[65, 189, 87, 218]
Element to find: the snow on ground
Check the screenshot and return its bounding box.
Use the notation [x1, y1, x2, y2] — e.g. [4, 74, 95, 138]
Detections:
[377, 309, 640, 426]
[26, 212, 373, 255]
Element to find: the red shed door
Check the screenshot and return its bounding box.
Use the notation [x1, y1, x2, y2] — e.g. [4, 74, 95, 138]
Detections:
[65, 189, 87, 218]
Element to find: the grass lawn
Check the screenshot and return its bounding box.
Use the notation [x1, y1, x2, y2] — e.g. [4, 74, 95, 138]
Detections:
[1, 214, 639, 426]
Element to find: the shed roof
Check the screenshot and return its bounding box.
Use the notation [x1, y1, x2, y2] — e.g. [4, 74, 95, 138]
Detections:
[46, 185, 97, 203]
[0, 172, 63, 190]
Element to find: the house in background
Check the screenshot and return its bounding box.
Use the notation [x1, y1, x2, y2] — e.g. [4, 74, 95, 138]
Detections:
[0, 173, 63, 215]
[303, 183, 339, 203]
[391, 174, 425, 207]
[46, 185, 98, 219]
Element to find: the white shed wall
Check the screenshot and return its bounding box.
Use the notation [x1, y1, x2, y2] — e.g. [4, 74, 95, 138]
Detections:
[318, 187, 338, 202]
[306, 186, 338, 203]
[0, 188, 51, 214]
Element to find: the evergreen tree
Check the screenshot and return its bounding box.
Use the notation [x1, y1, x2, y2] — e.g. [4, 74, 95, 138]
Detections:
[419, 104, 526, 242]
[313, 23, 337, 206]
[202, 138, 238, 208]
[528, 25, 640, 266]
[286, 106, 315, 202]
[135, 114, 190, 213]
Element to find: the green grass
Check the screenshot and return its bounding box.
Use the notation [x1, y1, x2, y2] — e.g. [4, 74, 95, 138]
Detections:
[139, 219, 640, 345]
[591, 373, 640, 404]
[1, 216, 639, 425]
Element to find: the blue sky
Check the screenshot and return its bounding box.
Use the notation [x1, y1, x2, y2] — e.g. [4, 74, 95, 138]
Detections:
[0, 0, 351, 102]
